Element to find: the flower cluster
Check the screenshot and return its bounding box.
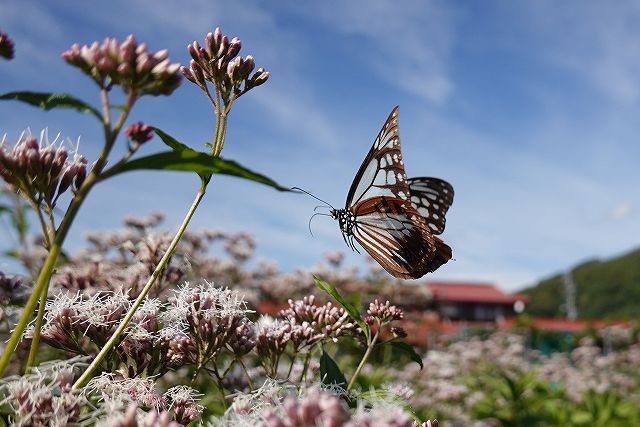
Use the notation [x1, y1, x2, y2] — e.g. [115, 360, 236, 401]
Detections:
[0, 31, 15, 60]
[255, 297, 359, 378]
[100, 404, 180, 427]
[0, 360, 86, 426]
[124, 122, 154, 146]
[86, 375, 202, 424]
[0, 131, 87, 208]
[363, 299, 404, 325]
[279, 295, 359, 348]
[0, 271, 27, 307]
[221, 384, 438, 427]
[181, 27, 269, 109]
[168, 281, 255, 365]
[62, 35, 181, 96]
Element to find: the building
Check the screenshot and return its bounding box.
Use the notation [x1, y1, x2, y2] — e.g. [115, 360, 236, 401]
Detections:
[425, 281, 529, 322]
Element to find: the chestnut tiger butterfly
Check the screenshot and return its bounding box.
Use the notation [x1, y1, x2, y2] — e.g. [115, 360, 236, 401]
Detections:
[296, 106, 454, 279]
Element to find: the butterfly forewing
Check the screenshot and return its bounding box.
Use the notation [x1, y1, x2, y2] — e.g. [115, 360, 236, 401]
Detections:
[346, 106, 411, 207]
[351, 196, 438, 279]
[407, 177, 454, 234]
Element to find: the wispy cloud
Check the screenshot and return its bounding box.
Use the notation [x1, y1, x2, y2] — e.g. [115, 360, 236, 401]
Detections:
[287, 0, 457, 105]
[609, 202, 633, 221]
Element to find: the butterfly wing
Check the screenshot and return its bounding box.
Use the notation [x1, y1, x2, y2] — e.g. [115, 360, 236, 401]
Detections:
[351, 196, 447, 279]
[407, 177, 454, 235]
[345, 106, 411, 208]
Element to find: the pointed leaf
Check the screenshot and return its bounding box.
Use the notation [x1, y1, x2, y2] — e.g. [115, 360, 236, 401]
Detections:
[313, 276, 368, 335]
[102, 150, 291, 192]
[388, 341, 423, 369]
[0, 91, 101, 120]
[152, 127, 195, 153]
[320, 349, 347, 389]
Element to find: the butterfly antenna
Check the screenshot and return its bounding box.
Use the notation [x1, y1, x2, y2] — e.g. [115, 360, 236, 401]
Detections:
[292, 187, 335, 210]
[308, 212, 331, 237]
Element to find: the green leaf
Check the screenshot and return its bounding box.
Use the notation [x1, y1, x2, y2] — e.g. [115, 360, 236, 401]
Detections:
[102, 151, 291, 192]
[319, 349, 347, 389]
[0, 91, 101, 120]
[2, 250, 19, 260]
[388, 341, 423, 369]
[152, 127, 195, 153]
[313, 276, 368, 335]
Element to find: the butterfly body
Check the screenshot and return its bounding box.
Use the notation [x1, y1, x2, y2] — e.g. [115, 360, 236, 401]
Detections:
[330, 106, 454, 280]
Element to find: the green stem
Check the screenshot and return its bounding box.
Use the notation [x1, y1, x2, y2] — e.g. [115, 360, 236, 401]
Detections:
[212, 112, 228, 157]
[237, 357, 254, 391]
[72, 183, 206, 389]
[285, 353, 296, 379]
[346, 329, 379, 392]
[211, 363, 228, 409]
[0, 242, 60, 375]
[24, 284, 48, 373]
[299, 351, 311, 384]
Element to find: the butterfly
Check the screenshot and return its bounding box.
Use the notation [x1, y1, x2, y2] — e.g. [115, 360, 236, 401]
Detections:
[308, 106, 454, 279]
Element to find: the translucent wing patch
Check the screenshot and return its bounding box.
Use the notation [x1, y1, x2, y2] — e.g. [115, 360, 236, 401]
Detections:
[345, 107, 411, 207]
[407, 177, 454, 235]
[350, 197, 451, 279]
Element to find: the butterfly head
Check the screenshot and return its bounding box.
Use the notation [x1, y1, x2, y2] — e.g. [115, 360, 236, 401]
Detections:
[331, 208, 354, 235]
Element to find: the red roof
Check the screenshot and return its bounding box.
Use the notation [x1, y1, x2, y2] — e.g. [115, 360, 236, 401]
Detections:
[426, 281, 529, 304]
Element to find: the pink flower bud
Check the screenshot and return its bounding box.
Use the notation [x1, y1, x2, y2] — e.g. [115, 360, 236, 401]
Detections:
[0, 31, 16, 60]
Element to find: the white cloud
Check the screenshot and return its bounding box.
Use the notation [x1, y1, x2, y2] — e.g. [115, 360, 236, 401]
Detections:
[609, 202, 633, 221]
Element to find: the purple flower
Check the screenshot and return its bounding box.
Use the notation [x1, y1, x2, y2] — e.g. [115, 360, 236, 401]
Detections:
[0, 31, 15, 59]
[61, 35, 181, 96]
[0, 131, 87, 208]
[125, 122, 154, 145]
[181, 28, 269, 108]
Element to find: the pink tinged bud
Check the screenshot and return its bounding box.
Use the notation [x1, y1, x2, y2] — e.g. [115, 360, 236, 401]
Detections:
[120, 38, 136, 64]
[117, 62, 131, 79]
[24, 137, 39, 150]
[241, 55, 255, 78]
[188, 60, 205, 83]
[227, 56, 241, 80]
[181, 65, 196, 83]
[217, 35, 229, 58]
[188, 42, 200, 61]
[225, 37, 241, 60]
[205, 32, 217, 57]
[0, 32, 15, 60]
[136, 53, 152, 74]
[58, 166, 75, 196]
[75, 163, 86, 189]
[154, 49, 168, 62]
[252, 69, 269, 87]
[125, 122, 154, 144]
[151, 58, 171, 75]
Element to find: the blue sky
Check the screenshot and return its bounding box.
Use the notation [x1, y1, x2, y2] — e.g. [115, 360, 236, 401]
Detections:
[1, 1, 639, 291]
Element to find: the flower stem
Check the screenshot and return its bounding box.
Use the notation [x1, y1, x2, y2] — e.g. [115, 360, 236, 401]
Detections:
[24, 285, 48, 373]
[346, 329, 379, 392]
[72, 183, 206, 389]
[237, 357, 254, 391]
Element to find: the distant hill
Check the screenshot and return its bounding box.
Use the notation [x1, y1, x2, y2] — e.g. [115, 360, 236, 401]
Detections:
[521, 248, 640, 319]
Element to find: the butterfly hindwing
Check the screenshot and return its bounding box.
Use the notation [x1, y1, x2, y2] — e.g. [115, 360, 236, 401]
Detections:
[350, 196, 438, 279]
[407, 177, 454, 235]
[345, 106, 411, 207]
